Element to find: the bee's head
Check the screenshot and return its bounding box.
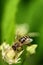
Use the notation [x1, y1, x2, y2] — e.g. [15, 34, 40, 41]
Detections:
[25, 37, 33, 44]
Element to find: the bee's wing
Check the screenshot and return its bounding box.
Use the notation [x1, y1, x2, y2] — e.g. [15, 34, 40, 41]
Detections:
[15, 24, 29, 36]
[28, 32, 39, 37]
[15, 34, 21, 41]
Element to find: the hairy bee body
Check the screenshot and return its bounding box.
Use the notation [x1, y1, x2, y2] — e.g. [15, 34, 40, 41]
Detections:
[12, 36, 33, 51]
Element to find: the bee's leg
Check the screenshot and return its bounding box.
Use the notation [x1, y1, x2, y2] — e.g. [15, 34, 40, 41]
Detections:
[26, 43, 32, 46]
[15, 58, 21, 63]
[17, 47, 23, 52]
[13, 50, 24, 63]
[15, 34, 21, 40]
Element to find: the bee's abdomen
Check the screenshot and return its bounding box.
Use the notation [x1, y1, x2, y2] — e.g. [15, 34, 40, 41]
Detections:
[12, 43, 19, 51]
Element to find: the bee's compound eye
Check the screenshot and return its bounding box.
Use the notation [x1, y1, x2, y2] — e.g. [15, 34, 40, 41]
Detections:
[30, 38, 33, 42]
[26, 38, 33, 43]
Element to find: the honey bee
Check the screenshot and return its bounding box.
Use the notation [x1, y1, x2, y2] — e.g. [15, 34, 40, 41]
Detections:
[0, 33, 38, 64]
[12, 30, 39, 52]
[12, 35, 33, 51]
[0, 24, 38, 64]
[0, 35, 32, 64]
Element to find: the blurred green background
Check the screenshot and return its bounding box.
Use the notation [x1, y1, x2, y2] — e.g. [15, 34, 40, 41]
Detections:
[0, 0, 43, 65]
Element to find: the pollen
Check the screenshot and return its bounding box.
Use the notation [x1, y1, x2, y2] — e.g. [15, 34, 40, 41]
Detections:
[6, 48, 15, 59]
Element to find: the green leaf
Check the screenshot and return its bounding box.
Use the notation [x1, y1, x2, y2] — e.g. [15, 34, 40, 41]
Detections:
[2, 0, 20, 44]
